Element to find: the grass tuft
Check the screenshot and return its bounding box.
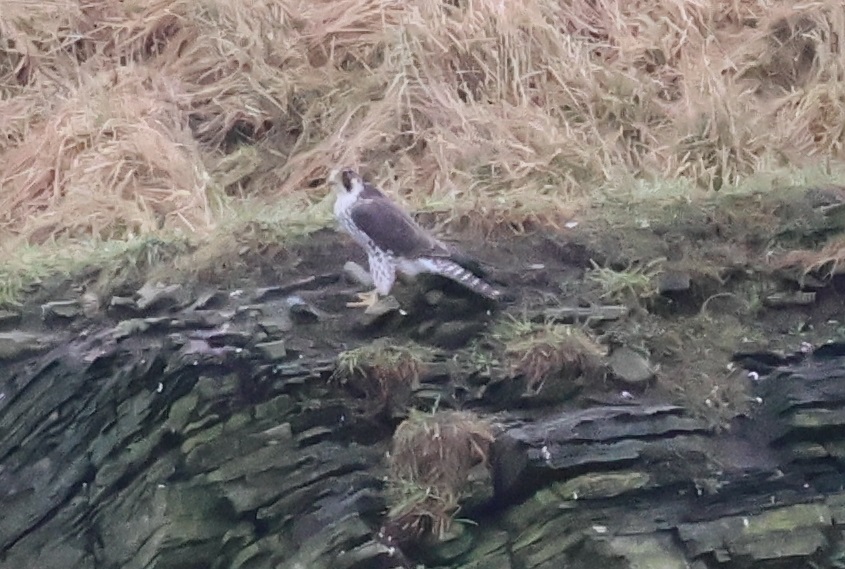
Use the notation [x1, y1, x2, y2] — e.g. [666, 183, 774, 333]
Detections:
[385, 409, 494, 543]
[586, 257, 666, 305]
[332, 340, 435, 413]
[490, 317, 607, 394]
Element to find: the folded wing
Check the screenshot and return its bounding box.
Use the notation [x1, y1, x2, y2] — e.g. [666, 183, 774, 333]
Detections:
[349, 197, 449, 259]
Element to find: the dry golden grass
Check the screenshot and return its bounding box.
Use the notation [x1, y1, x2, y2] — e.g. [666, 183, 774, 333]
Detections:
[773, 235, 845, 279]
[386, 409, 494, 542]
[2, 0, 845, 279]
[331, 340, 434, 414]
[492, 317, 607, 393]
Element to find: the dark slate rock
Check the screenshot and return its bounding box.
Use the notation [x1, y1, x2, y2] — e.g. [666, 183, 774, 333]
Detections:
[40, 300, 82, 320]
[134, 281, 189, 312]
[5, 275, 845, 569]
[657, 271, 692, 294]
[0, 331, 55, 360]
[0, 309, 22, 328]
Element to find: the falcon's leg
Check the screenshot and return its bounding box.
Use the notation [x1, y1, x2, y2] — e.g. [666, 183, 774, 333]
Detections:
[346, 253, 396, 309]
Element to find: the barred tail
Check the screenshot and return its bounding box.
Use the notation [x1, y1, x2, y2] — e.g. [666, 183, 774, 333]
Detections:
[422, 258, 502, 300]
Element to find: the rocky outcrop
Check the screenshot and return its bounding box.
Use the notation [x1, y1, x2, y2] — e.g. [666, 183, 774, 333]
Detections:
[0, 283, 388, 569]
[2, 252, 845, 569]
[475, 382, 845, 569]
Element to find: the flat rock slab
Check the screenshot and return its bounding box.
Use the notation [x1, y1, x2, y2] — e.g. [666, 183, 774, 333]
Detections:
[493, 404, 713, 498]
[0, 331, 55, 360]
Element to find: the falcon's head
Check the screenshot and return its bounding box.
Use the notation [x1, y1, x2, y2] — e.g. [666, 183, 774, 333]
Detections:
[328, 167, 365, 198]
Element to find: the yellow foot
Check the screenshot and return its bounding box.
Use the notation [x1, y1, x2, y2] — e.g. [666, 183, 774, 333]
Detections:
[346, 289, 381, 309]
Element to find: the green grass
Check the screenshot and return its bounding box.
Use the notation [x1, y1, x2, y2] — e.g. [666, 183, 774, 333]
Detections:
[331, 340, 436, 408]
[387, 408, 494, 542]
[0, 235, 189, 308]
[486, 316, 607, 391]
[3, 161, 845, 309]
[585, 257, 665, 304]
[0, 196, 332, 308]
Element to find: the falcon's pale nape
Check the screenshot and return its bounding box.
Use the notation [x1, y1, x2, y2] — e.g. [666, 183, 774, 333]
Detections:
[328, 167, 502, 310]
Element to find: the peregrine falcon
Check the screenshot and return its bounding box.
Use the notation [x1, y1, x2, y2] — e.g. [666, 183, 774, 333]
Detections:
[329, 167, 502, 309]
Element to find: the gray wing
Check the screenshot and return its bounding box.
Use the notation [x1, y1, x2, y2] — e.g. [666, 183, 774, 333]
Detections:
[349, 197, 449, 259]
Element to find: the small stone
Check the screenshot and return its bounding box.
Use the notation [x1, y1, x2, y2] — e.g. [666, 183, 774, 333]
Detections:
[189, 290, 227, 310]
[112, 319, 151, 339]
[0, 331, 51, 360]
[41, 300, 82, 320]
[234, 304, 264, 318]
[258, 423, 293, 440]
[200, 329, 254, 348]
[253, 286, 286, 302]
[0, 309, 21, 327]
[180, 311, 227, 328]
[256, 340, 288, 361]
[286, 296, 325, 323]
[343, 261, 373, 287]
[109, 296, 135, 309]
[658, 271, 692, 294]
[80, 292, 101, 318]
[258, 315, 294, 336]
[294, 426, 333, 445]
[135, 281, 185, 312]
[608, 346, 655, 386]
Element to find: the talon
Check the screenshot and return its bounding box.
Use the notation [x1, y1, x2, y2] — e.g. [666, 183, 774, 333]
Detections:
[346, 289, 381, 309]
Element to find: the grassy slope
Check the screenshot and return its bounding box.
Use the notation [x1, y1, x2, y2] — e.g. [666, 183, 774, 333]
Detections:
[1, 0, 845, 304]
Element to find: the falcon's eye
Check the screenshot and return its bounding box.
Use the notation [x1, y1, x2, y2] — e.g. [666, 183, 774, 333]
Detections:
[341, 170, 354, 191]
